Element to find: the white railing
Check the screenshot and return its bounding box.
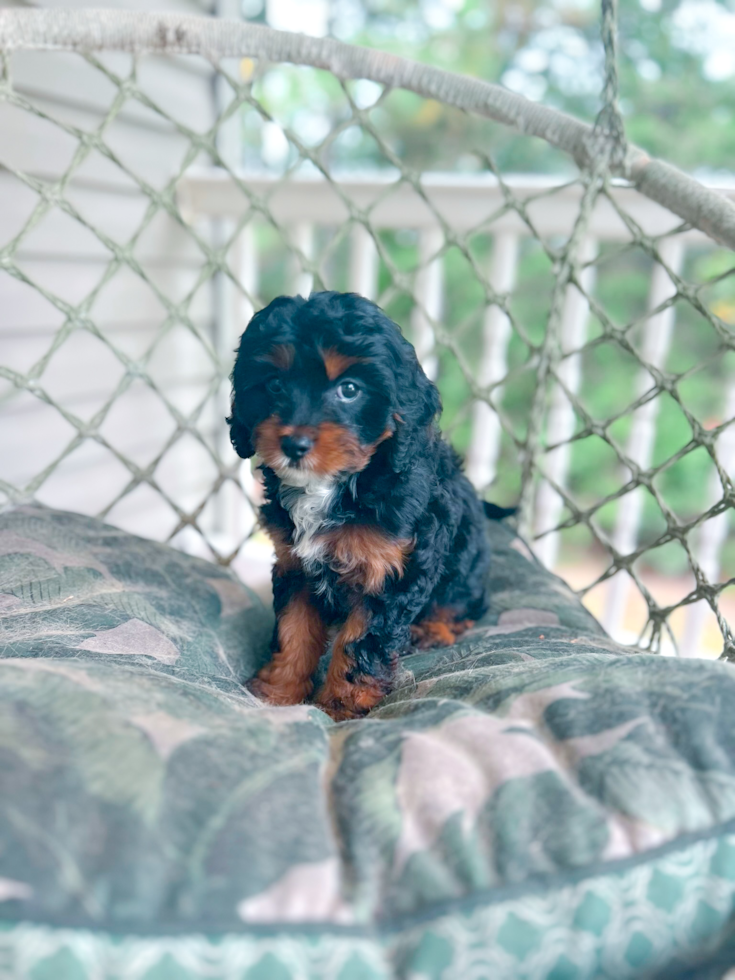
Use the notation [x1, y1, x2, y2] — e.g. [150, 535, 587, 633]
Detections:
[177, 169, 735, 653]
[601, 237, 685, 639]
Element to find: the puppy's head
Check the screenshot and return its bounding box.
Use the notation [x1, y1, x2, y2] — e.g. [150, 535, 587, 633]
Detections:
[227, 291, 440, 484]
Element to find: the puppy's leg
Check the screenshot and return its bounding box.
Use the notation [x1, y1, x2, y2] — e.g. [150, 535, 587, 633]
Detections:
[250, 532, 327, 705]
[315, 599, 410, 721]
[251, 589, 327, 705]
[313, 603, 471, 721]
[313, 605, 396, 721]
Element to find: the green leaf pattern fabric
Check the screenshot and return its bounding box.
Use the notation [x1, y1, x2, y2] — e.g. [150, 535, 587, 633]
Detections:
[1, 505, 734, 979]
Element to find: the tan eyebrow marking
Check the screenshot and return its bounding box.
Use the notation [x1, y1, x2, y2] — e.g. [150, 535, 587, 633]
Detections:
[320, 347, 365, 381]
[263, 344, 295, 369]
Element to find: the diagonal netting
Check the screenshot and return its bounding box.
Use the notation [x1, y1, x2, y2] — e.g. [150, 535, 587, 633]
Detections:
[0, 7, 734, 660]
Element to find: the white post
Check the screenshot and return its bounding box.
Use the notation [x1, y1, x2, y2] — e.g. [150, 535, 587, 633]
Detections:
[233, 222, 262, 535]
[349, 223, 379, 300]
[237, 222, 258, 326]
[214, 0, 242, 171]
[466, 233, 520, 489]
[206, 0, 244, 554]
[602, 237, 685, 639]
[411, 227, 444, 381]
[681, 382, 735, 656]
[291, 222, 315, 298]
[533, 237, 598, 568]
[213, 222, 259, 548]
[205, 219, 238, 546]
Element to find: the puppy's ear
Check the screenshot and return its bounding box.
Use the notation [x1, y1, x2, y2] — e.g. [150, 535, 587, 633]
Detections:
[228, 305, 279, 461]
[389, 342, 441, 472]
[227, 408, 254, 459]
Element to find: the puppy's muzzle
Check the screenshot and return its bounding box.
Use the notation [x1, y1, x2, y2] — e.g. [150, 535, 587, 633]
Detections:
[281, 433, 314, 461]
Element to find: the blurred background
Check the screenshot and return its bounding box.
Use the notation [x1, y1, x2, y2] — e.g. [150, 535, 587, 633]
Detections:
[1, 0, 734, 655]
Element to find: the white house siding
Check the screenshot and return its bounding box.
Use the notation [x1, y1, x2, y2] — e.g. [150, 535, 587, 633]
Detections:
[0, 0, 234, 550]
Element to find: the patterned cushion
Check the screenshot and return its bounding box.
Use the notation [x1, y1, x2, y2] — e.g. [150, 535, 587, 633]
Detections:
[1, 504, 734, 980]
[0, 504, 273, 685]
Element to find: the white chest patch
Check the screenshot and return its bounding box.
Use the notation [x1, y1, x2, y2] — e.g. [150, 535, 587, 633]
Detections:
[279, 478, 337, 567]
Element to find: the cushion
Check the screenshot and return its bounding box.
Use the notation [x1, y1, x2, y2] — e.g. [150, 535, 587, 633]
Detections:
[0, 504, 273, 685]
[1, 504, 735, 980]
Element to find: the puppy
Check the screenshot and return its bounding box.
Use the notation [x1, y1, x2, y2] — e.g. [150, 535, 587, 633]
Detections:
[228, 291, 496, 720]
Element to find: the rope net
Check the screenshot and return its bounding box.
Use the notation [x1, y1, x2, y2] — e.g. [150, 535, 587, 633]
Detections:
[0, 9, 734, 660]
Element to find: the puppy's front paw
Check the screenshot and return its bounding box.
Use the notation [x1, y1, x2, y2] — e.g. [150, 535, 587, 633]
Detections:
[248, 669, 312, 706]
[313, 693, 369, 722]
[314, 673, 388, 721]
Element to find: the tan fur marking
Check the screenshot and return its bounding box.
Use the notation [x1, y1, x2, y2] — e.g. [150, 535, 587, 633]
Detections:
[309, 424, 392, 474]
[320, 348, 364, 381]
[255, 417, 384, 477]
[251, 591, 327, 705]
[266, 525, 301, 574]
[314, 606, 388, 720]
[410, 608, 474, 649]
[254, 415, 289, 468]
[321, 526, 413, 594]
[264, 344, 295, 369]
[307, 423, 374, 475]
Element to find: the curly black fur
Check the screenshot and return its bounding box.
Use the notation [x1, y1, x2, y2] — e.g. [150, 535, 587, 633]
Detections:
[228, 291, 503, 718]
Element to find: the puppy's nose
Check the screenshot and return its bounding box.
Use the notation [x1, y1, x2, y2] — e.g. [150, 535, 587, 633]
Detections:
[281, 434, 314, 461]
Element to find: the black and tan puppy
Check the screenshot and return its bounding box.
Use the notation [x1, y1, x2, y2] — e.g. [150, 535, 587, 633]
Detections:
[228, 291, 496, 720]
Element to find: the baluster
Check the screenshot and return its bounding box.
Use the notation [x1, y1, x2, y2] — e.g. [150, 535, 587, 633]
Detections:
[681, 382, 735, 656]
[603, 237, 685, 639]
[238, 222, 258, 325]
[466, 233, 520, 489]
[183, 38, 240, 556]
[533, 237, 598, 568]
[218, 222, 260, 546]
[227, 224, 265, 563]
[291, 222, 315, 298]
[411, 227, 444, 381]
[349, 223, 379, 300]
[214, 0, 242, 167]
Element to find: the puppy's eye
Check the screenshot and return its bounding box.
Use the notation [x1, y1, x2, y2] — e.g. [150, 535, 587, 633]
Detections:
[266, 377, 284, 395]
[336, 381, 360, 402]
